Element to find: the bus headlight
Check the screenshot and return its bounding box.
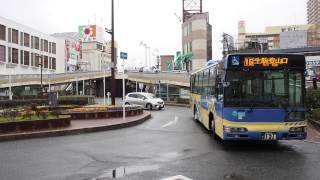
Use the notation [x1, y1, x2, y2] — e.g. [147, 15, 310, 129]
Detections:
[224, 126, 248, 133]
[289, 127, 306, 133]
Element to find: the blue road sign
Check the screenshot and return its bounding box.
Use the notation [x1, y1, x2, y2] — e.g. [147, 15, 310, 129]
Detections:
[120, 52, 128, 60]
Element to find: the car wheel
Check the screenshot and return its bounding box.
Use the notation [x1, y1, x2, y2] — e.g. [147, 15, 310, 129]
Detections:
[125, 102, 130, 105]
[158, 107, 162, 110]
[146, 103, 152, 110]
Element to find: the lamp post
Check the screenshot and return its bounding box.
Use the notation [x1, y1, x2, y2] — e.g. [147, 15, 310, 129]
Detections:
[140, 41, 148, 68]
[105, 0, 116, 105]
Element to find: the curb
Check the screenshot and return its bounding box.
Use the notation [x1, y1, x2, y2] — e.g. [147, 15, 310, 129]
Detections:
[309, 119, 320, 132]
[0, 112, 151, 142]
[165, 103, 190, 108]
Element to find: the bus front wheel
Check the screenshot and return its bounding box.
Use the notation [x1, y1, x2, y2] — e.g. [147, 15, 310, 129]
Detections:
[193, 105, 199, 122]
[209, 113, 218, 140]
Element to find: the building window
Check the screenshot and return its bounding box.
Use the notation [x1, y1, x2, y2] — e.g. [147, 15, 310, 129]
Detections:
[12, 48, 18, 64]
[12, 29, 18, 44]
[8, 47, 11, 63]
[31, 53, 34, 66]
[31, 36, 34, 49]
[24, 33, 30, 47]
[44, 40, 48, 52]
[49, 42, 52, 53]
[35, 54, 40, 67]
[44, 55, 48, 68]
[8, 28, 11, 43]
[0, 24, 5, 41]
[24, 51, 29, 66]
[40, 39, 43, 51]
[52, 42, 56, 54]
[20, 32, 23, 46]
[20, 50, 24, 64]
[0, 45, 5, 62]
[189, 41, 192, 52]
[34, 36, 39, 50]
[52, 57, 56, 70]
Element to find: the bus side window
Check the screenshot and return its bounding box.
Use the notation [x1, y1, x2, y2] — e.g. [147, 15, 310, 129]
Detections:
[216, 76, 223, 101]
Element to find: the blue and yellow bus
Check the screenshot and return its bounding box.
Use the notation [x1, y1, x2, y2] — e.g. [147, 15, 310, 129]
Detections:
[190, 54, 307, 141]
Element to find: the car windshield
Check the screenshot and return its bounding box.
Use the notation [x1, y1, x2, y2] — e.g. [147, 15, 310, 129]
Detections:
[224, 70, 304, 108]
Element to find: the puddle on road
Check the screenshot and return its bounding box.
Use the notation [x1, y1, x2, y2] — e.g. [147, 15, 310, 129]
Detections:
[92, 164, 160, 179]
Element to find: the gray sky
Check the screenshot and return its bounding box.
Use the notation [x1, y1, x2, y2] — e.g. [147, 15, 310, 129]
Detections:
[0, 0, 308, 67]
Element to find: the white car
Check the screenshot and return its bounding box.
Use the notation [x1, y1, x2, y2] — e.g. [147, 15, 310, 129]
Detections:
[125, 92, 165, 110]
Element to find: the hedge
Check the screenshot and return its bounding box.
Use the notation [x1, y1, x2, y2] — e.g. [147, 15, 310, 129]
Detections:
[0, 96, 95, 108]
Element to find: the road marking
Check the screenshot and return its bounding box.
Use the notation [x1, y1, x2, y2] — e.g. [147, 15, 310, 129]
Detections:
[161, 116, 179, 128]
[160, 175, 193, 180]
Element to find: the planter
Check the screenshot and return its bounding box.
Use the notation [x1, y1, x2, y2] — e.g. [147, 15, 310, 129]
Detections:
[63, 106, 143, 120]
[0, 116, 71, 133]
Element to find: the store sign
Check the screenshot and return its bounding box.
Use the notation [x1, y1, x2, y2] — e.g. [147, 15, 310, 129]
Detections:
[244, 57, 288, 68]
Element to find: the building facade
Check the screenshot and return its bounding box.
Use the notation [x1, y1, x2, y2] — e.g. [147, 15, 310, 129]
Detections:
[182, 12, 212, 71]
[307, 0, 320, 24]
[52, 32, 81, 72]
[237, 21, 320, 52]
[160, 55, 174, 71]
[0, 16, 65, 75]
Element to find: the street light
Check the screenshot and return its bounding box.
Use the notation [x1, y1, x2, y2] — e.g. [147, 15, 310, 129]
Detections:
[140, 41, 148, 68]
[104, 0, 116, 105]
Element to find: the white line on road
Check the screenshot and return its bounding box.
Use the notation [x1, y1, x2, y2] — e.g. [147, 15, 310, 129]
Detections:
[161, 116, 179, 128]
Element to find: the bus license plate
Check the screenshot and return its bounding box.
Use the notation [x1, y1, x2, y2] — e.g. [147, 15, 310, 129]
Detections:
[261, 132, 277, 140]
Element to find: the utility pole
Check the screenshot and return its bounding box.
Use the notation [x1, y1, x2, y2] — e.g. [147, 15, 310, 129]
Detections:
[111, 0, 116, 105]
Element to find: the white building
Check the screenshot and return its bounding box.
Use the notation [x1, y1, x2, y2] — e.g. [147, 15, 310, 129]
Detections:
[0, 16, 65, 75]
[52, 32, 81, 72]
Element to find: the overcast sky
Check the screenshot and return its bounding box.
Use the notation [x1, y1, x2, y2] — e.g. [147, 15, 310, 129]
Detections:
[0, 0, 308, 67]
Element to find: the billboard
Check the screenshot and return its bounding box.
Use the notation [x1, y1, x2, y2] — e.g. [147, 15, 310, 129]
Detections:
[280, 30, 307, 49]
[78, 25, 104, 43]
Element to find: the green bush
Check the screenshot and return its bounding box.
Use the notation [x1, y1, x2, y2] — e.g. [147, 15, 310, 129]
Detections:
[311, 108, 320, 122]
[0, 96, 95, 108]
[306, 89, 320, 109]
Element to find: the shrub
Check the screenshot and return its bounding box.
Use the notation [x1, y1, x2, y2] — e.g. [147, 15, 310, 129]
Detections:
[22, 109, 33, 120]
[306, 89, 320, 109]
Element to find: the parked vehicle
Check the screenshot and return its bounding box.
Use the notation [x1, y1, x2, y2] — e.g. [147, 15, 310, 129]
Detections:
[125, 92, 164, 110]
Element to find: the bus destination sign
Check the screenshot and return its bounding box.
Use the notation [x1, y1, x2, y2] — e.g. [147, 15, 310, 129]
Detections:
[244, 57, 288, 68]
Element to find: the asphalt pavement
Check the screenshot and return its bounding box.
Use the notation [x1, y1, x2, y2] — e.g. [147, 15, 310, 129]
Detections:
[0, 106, 319, 180]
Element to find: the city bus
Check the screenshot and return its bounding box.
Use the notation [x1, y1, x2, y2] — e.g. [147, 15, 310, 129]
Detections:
[190, 54, 307, 141]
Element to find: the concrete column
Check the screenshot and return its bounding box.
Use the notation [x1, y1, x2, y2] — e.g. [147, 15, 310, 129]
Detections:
[76, 79, 79, 95]
[136, 81, 138, 92]
[166, 83, 169, 102]
[9, 74, 12, 100]
[83, 80, 85, 95]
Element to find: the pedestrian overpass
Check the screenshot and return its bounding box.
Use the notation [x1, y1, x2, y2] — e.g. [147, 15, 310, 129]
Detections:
[0, 71, 190, 89]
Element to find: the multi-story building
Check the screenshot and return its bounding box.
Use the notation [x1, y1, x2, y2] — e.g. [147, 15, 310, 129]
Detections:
[307, 0, 320, 24]
[182, 12, 212, 71]
[237, 21, 320, 52]
[77, 25, 113, 72]
[51, 32, 81, 72]
[0, 16, 65, 75]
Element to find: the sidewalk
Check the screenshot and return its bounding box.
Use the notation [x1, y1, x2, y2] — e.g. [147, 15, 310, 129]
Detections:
[307, 122, 320, 143]
[0, 112, 151, 142]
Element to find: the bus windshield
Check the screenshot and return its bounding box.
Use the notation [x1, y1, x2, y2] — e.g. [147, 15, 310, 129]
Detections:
[224, 70, 304, 108]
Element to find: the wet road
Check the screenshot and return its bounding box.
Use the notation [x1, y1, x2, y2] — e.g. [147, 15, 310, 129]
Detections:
[0, 106, 319, 180]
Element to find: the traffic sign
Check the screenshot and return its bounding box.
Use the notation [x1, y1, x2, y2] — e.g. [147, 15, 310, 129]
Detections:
[120, 52, 128, 60]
